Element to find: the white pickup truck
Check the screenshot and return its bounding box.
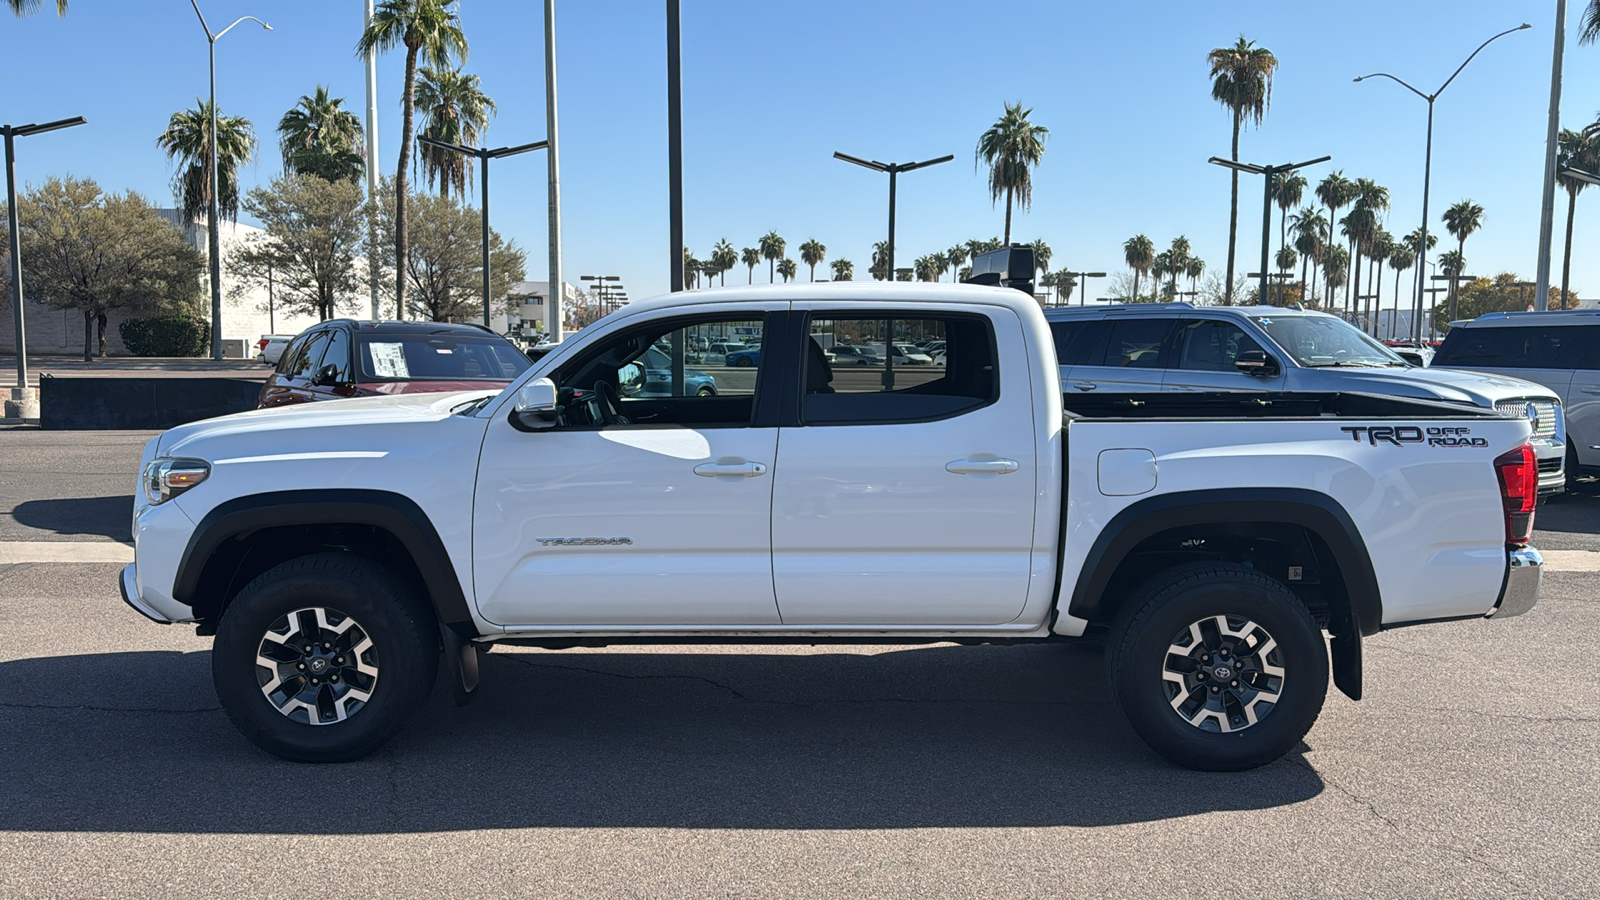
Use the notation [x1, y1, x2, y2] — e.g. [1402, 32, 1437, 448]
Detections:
[120, 283, 1543, 770]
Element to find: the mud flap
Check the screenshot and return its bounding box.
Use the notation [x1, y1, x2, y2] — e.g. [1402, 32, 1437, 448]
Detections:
[1330, 630, 1362, 701]
[440, 625, 480, 707]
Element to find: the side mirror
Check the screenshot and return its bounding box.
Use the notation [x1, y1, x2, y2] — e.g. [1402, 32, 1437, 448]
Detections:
[312, 363, 341, 387]
[512, 377, 559, 429]
[1235, 349, 1280, 378]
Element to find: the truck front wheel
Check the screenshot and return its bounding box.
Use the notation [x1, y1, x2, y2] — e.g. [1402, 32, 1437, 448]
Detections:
[211, 552, 439, 763]
[1107, 563, 1327, 771]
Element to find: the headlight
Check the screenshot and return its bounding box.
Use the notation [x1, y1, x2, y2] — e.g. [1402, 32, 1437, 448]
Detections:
[143, 458, 210, 505]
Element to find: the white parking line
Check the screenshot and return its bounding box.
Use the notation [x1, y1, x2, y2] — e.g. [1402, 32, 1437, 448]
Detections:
[0, 542, 134, 564]
[1539, 550, 1600, 572]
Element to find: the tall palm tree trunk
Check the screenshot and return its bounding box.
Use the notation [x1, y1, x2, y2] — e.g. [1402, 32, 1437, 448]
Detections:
[1369, 257, 1381, 336]
[1345, 237, 1357, 314]
[1450, 237, 1465, 321]
[395, 43, 421, 320]
[1224, 114, 1241, 303]
[1132, 271, 1141, 302]
[1393, 266, 1403, 335]
[1561, 190, 1578, 309]
[1003, 186, 1014, 245]
[1324, 203, 1338, 309]
[1299, 252, 1310, 306]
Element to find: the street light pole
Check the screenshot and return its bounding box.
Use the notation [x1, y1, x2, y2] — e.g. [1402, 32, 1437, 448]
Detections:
[544, 0, 564, 339]
[1210, 155, 1332, 305]
[1535, 0, 1567, 312]
[1062, 271, 1107, 306]
[1354, 22, 1529, 339]
[417, 136, 547, 328]
[188, 1, 271, 361]
[833, 152, 954, 281]
[3, 117, 86, 422]
[666, 0, 683, 293]
[362, 0, 381, 320]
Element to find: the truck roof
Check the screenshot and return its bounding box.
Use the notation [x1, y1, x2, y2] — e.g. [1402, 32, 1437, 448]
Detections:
[611, 281, 1040, 319]
[1449, 309, 1600, 328]
[1043, 302, 1335, 320]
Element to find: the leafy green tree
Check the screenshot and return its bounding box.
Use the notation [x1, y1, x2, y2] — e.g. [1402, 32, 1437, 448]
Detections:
[711, 239, 738, 286]
[1442, 200, 1484, 321]
[975, 102, 1048, 244]
[1433, 273, 1582, 333]
[229, 174, 367, 322]
[740, 246, 761, 284]
[356, 0, 469, 314]
[945, 244, 967, 283]
[1557, 127, 1600, 306]
[11, 177, 204, 359]
[1208, 36, 1278, 301]
[776, 258, 797, 283]
[799, 239, 826, 282]
[279, 86, 365, 183]
[830, 258, 854, 281]
[373, 184, 525, 321]
[7, 0, 65, 16]
[414, 65, 496, 199]
[1123, 234, 1154, 301]
[157, 100, 257, 225]
[759, 231, 785, 282]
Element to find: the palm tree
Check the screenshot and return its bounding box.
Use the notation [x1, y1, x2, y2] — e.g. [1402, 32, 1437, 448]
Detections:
[414, 65, 496, 199]
[7, 0, 66, 15]
[1442, 200, 1484, 320]
[1324, 246, 1349, 303]
[946, 245, 968, 283]
[1365, 230, 1396, 334]
[1315, 171, 1357, 310]
[1289, 207, 1327, 305]
[1400, 227, 1437, 322]
[1388, 244, 1414, 332]
[1167, 236, 1192, 294]
[1185, 257, 1206, 299]
[831, 258, 854, 281]
[712, 239, 737, 286]
[975, 102, 1049, 244]
[157, 101, 257, 226]
[1030, 238, 1052, 281]
[1275, 246, 1298, 304]
[1438, 249, 1467, 324]
[1346, 178, 1389, 312]
[1054, 268, 1079, 305]
[870, 241, 891, 281]
[1273, 172, 1306, 272]
[914, 254, 941, 283]
[278, 86, 365, 183]
[777, 258, 797, 283]
[356, 0, 469, 313]
[759, 231, 785, 282]
[1208, 36, 1279, 302]
[1582, 1, 1600, 43]
[683, 247, 700, 289]
[1124, 234, 1155, 301]
[741, 247, 761, 284]
[798, 239, 826, 282]
[1557, 128, 1600, 307]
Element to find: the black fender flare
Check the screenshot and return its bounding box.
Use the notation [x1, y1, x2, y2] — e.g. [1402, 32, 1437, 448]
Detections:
[173, 489, 476, 636]
[1066, 488, 1379, 700]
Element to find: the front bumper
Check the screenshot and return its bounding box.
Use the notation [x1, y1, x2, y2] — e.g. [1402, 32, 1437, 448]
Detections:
[119, 563, 173, 624]
[1488, 547, 1542, 619]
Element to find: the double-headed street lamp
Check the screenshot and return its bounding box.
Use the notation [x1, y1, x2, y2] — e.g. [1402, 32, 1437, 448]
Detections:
[581, 275, 623, 316]
[1209, 155, 1332, 306]
[1061, 271, 1107, 306]
[1354, 23, 1529, 336]
[188, 1, 271, 361]
[4, 116, 86, 421]
[417, 136, 548, 329]
[833, 152, 954, 282]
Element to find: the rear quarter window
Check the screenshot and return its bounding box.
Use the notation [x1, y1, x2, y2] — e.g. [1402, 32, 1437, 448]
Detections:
[1435, 325, 1594, 370]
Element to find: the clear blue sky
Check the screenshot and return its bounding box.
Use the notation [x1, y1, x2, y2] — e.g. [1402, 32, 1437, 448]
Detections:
[6, 0, 1599, 305]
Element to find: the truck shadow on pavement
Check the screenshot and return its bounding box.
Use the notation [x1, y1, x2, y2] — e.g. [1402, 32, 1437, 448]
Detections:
[10, 495, 133, 542]
[0, 643, 1324, 832]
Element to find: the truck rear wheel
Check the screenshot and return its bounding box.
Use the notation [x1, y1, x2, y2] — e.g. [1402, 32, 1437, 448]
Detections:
[1107, 563, 1327, 771]
[211, 552, 439, 763]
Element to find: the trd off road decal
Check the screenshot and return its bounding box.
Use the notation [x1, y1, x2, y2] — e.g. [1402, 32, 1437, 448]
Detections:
[1339, 426, 1488, 448]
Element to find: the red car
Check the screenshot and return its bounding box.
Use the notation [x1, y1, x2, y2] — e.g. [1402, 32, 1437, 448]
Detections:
[258, 320, 532, 408]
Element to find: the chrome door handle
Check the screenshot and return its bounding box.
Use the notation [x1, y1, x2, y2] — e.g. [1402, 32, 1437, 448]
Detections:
[693, 460, 768, 478]
[946, 458, 1019, 476]
[1073, 382, 1098, 391]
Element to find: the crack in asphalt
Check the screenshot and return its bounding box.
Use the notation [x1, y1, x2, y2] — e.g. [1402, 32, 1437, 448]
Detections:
[0, 700, 221, 714]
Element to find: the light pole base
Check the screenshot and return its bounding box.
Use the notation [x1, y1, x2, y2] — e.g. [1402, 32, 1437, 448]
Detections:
[4, 386, 39, 423]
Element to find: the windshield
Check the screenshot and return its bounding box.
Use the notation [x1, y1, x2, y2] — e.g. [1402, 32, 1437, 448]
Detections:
[358, 334, 532, 382]
[1255, 316, 1406, 368]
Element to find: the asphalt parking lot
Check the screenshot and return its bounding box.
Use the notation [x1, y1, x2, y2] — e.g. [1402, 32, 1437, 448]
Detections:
[1, 429, 1596, 898]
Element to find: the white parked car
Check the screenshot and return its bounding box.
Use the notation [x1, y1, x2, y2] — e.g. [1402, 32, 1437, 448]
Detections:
[256, 334, 296, 366]
[121, 282, 1541, 770]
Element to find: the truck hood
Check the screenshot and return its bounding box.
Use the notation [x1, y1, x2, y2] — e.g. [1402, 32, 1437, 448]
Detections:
[1320, 367, 1559, 406]
[157, 389, 499, 457]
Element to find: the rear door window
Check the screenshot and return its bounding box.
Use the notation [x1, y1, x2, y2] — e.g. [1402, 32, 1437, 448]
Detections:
[1435, 325, 1592, 369]
[801, 314, 996, 425]
[1100, 319, 1174, 369]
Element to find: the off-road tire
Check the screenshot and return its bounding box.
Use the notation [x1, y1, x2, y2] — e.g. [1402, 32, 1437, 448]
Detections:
[212, 552, 439, 763]
[1107, 562, 1327, 771]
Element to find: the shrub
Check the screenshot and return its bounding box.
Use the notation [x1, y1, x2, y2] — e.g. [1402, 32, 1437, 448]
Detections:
[118, 315, 211, 357]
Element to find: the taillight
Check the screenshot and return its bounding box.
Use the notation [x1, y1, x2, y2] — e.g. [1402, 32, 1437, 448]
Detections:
[1494, 444, 1537, 546]
[258, 339, 269, 351]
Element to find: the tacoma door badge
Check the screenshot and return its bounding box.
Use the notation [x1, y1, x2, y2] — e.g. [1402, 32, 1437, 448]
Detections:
[536, 537, 634, 547]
